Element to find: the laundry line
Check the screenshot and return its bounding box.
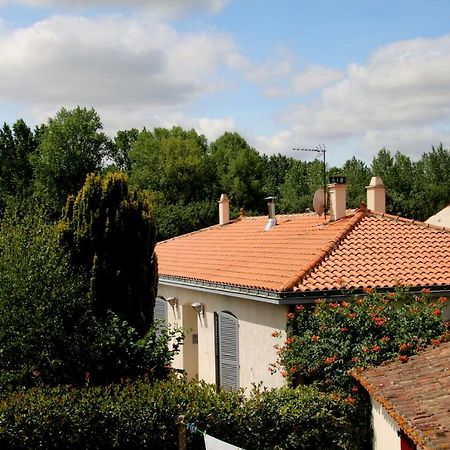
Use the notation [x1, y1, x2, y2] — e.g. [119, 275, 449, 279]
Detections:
[178, 415, 245, 450]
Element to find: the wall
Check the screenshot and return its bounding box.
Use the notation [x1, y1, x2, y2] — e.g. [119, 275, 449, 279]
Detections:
[372, 398, 400, 450]
[158, 283, 288, 391]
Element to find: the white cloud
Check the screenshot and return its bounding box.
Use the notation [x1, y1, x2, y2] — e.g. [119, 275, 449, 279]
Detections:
[292, 65, 343, 95]
[0, 0, 230, 17]
[0, 14, 239, 130]
[282, 35, 450, 158]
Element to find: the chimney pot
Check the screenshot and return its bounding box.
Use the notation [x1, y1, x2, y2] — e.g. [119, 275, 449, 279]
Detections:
[218, 193, 230, 225]
[366, 176, 385, 213]
[328, 177, 347, 221]
[264, 196, 277, 230]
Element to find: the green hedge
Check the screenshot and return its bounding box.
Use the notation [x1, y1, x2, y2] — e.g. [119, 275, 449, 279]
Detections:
[0, 374, 369, 449]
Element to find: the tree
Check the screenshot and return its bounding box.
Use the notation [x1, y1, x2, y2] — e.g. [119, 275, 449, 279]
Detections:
[210, 132, 265, 210]
[261, 153, 294, 200]
[341, 157, 371, 209]
[129, 126, 213, 205]
[58, 172, 157, 336]
[0, 119, 37, 206]
[110, 128, 139, 173]
[31, 107, 112, 216]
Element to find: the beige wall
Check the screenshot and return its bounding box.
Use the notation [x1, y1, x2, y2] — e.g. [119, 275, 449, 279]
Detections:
[372, 398, 400, 450]
[158, 284, 288, 391]
[426, 205, 450, 228]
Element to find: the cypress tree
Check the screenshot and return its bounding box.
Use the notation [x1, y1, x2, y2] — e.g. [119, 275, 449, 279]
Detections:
[59, 172, 157, 336]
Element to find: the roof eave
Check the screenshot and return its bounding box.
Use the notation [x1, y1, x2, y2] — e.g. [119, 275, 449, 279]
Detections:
[158, 275, 450, 305]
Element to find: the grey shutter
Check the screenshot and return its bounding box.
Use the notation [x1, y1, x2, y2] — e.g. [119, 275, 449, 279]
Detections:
[154, 297, 167, 337]
[217, 311, 239, 390]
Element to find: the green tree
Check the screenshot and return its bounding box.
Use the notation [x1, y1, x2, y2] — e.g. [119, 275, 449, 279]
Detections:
[129, 126, 213, 205]
[261, 153, 294, 200]
[31, 107, 112, 216]
[341, 157, 371, 209]
[0, 119, 37, 206]
[210, 132, 265, 210]
[58, 172, 157, 336]
[109, 128, 139, 173]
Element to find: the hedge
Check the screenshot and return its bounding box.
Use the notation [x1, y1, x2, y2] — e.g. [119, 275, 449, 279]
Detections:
[0, 374, 369, 449]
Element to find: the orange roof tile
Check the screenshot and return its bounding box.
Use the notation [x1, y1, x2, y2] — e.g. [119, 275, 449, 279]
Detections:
[156, 207, 450, 294]
[352, 342, 450, 450]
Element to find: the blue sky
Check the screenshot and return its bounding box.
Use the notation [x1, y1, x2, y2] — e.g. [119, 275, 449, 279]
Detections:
[1, 0, 450, 165]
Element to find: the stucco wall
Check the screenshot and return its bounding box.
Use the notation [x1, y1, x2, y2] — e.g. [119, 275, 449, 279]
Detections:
[158, 283, 288, 391]
[372, 398, 400, 450]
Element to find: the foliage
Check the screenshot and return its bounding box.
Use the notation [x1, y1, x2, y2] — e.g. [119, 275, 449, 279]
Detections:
[273, 288, 448, 393]
[154, 200, 218, 241]
[58, 172, 157, 336]
[129, 126, 214, 205]
[0, 120, 37, 207]
[0, 210, 181, 388]
[210, 132, 266, 210]
[31, 107, 112, 216]
[0, 374, 368, 450]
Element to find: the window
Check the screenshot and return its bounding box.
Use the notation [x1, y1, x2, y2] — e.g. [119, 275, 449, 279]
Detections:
[215, 311, 239, 390]
[154, 296, 168, 337]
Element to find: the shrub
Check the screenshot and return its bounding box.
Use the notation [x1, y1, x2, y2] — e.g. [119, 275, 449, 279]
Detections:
[273, 288, 448, 393]
[0, 374, 367, 450]
[0, 211, 181, 388]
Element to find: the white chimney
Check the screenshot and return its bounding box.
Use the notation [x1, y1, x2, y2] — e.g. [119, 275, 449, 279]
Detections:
[264, 196, 277, 231]
[328, 176, 347, 221]
[218, 193, 230, 225]
[366, 176, 385, 213]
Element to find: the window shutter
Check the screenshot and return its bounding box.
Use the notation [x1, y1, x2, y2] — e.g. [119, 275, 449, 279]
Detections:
[217, 311, 239, 390]
[154, 297, 168, 337]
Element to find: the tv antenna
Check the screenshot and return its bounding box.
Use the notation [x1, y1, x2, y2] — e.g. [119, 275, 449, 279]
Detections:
[293, 145, 327, 219]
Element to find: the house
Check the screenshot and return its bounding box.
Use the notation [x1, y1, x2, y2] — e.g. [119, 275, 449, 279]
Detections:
[155, 177, 450, 391]
[426, 203, 450, 228]
[352, 341, 450, 450]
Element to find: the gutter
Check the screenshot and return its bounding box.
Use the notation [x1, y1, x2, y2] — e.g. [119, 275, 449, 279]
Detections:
[159, 276, 450, 306]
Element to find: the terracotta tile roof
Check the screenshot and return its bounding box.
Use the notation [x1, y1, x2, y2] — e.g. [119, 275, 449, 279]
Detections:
[352, 342, 450, 450]
[156, 206, 450, 294]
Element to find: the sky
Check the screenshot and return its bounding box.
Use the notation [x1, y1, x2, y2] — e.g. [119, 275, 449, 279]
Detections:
[1, 0, 450, 166]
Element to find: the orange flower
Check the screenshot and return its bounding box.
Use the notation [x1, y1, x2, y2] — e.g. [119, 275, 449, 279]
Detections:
[380, 336, 390, 343]
[311, 335, 320, 342]
[341, 301, 349, 308]
[421, 288, 431, 295]
[387, 292, 396, 298]
[351, 386, 359, 393]
[399, 355, 409, 363]
[362, 346, 369, 353]
[371, 345, 380, 352]
[374, 317, 386, 326]
[329, 302, 339, 308]
[295, 304, 305, 312]
[399, 343, 412, 351]
[345, 396, 356, 405]
[289, 366, 298, 374]
[432, 309, 442, 316]
[348, 313, 357, 319]
[431, 338, 441, 346]
[286, 312, 295, 320]
[351, 357, 360, 363]
[438, 296, 448, 303]
[324, 355, 337, 364]
[340, 327, 349, 332]
[363, 287, 374, 294]
[355, 298, 364, 305]
[271, 331, 280, 338]
[285, 337, 295, 345]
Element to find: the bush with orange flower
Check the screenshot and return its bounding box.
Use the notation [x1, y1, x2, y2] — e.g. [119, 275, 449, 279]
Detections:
[274, 287, 448, 393]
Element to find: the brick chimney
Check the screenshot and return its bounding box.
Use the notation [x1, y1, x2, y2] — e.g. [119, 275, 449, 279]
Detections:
[328, 176, 347, 221]
[366, 176, 385, 213]
[218, 193, 230, 225]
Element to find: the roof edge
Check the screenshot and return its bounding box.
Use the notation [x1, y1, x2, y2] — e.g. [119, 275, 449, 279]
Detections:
[351, 361, 436, 450]
[279, 206, 368, 292]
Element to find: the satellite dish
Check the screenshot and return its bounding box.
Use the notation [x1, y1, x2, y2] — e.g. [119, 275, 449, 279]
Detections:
[313, 188, 327, 216]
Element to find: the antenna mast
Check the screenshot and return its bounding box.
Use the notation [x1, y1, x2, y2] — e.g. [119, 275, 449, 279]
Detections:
[293, 145, 327, 219]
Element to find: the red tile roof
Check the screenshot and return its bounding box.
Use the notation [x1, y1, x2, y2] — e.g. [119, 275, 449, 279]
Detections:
[156, 206, 450, 294]
[352, 342, 450, 450]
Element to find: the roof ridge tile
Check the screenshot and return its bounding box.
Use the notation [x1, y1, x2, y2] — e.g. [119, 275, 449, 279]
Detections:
[279, 208, 367, 292]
